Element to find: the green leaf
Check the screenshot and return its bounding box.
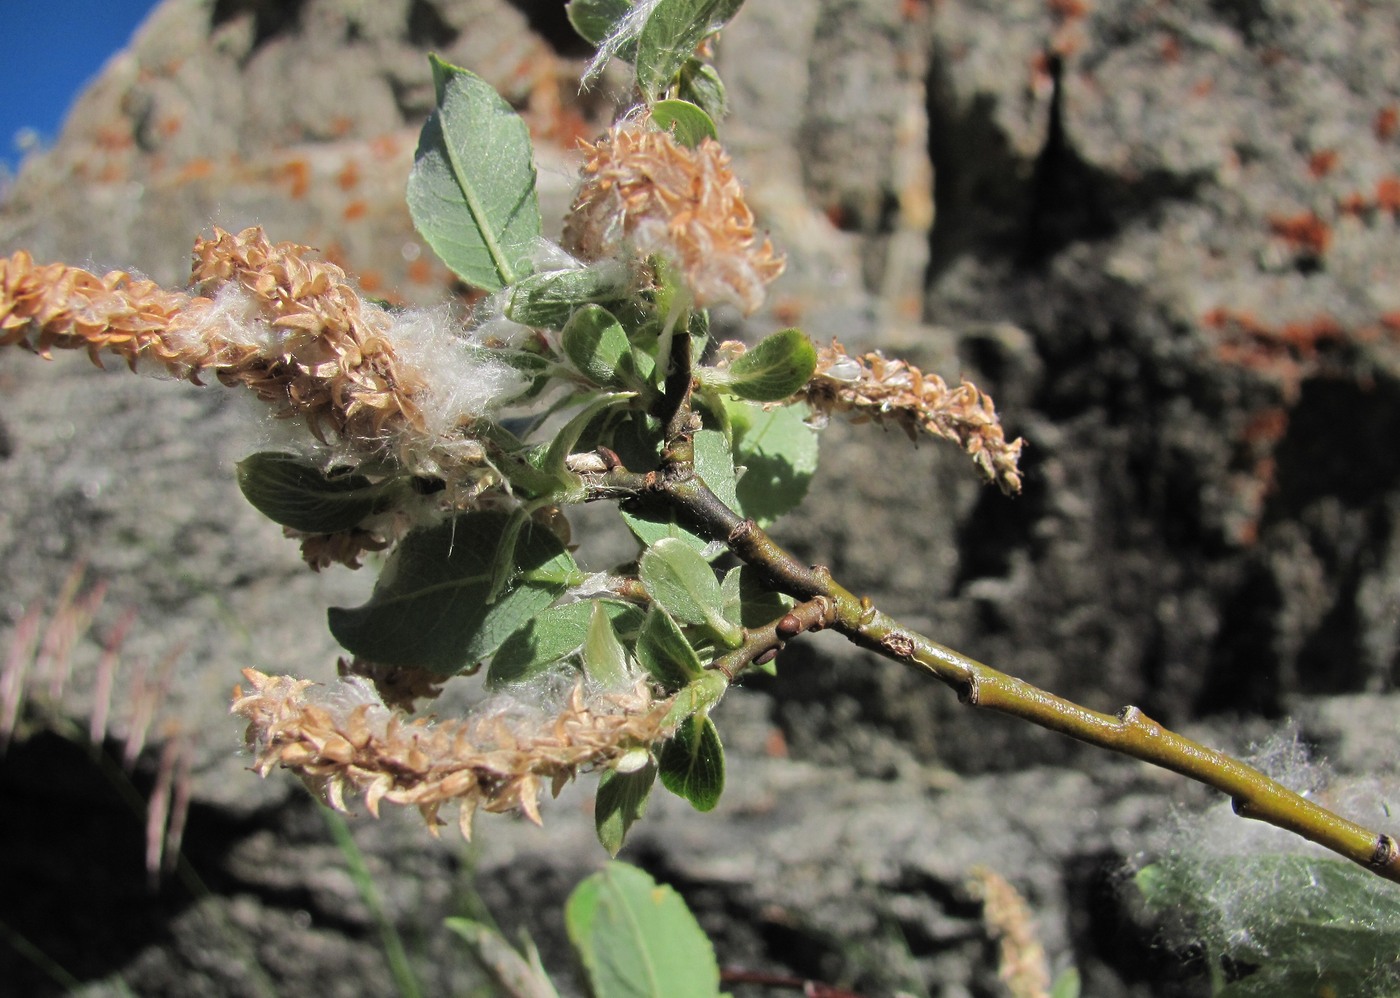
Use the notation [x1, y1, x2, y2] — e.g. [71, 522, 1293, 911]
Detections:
[650, 99, 717, 147]
[635, 605, 704, 691]
[595, 763, 656, 857]
[640, 538, 741, 647]
[445, 919, 562, 998]
[584, 602, 632, 686]
[562, 305, 656, 392]
[506, 265, 631, 330]
[1137, 854, 1400, 996]
[635, 0, 747, 101]
[407, 56, 540, 291]
[566, 862, 720, 998]
[328, 511, 579, 675]
[677, 59, 727, 121]
[566, 0, 635, 46]
[236, 452, 401, 534]
[489, 599, 645, 687]
[710, 328, 817, 402]
[726, 398, 819, 526]
[619, 426, 735, 555]
[658, 714, 724, 811]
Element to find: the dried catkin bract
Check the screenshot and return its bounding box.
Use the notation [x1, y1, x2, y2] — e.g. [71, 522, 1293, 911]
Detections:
[0, 228, 516, 489]
[563, 122, 785, 315]
[231, 668, 675, 836]
[798, 340, 1025, 494]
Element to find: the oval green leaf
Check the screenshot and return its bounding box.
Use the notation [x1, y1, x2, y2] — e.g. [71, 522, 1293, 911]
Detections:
[640, 537, 741, 646]
[677, 59, 727, 121]
[635, 605, 704, 691]
[595, 763, 656, 857]
[328, 511, 579, 675]
[718, 327, 817, 402]
[236, 452, 400, 534]
[566, 862, 720, 998]
[407, 56, 540, 291]
[650, 99, 717, 147]
[562, 305, 654, 391]
[583, 601, 631, 686]
[658, 714, 725, 811]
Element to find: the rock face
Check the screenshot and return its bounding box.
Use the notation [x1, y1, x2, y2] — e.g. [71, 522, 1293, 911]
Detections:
[2, 1, 1399, 995]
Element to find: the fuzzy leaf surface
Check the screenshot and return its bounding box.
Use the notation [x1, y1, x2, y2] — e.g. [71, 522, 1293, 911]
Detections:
[562, 304, 655, 391]
[328, 512, 578, 675]
[717, 328, 817, 402]
[566, 0, 634, 46]
[658, 714, 724, 811]
[677, 59, 727, 120]
[566, 862, 720, 998]
[1137, 854, 1400, 996]
[595, 763, 657, 857]
[236, 452, 399, 534]
[489, 599, 645, 687]
[640, 538, 740, 646]
[506, 267, 631, 330]
[407, 56, 540, 291]
[635, 0, 746, 101]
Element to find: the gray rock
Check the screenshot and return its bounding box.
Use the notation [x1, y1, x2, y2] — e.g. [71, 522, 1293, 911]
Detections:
[2, 0, 1399, 995]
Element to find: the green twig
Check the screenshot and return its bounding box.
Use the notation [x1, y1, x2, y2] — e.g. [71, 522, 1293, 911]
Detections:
[588, 463, 1400, 885]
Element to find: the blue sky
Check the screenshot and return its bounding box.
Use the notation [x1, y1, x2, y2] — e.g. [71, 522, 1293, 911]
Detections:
[1, 0, 161, 173]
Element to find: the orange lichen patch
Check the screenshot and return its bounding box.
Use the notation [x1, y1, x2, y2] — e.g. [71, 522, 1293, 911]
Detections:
[156, 116, 183, 140]
[1278, 315, 1344, 350]
[357, 270, 383, 294]
[1240, 406, 1289, 447]
[174, 158, 216, 184]
[330, 115, 355, 139]
[370, 134, 400, 161]
[278, 158, 311, 200]
[342, 199, 369, 222]
[1338, 192, 1370, 216]
[1205, 308, 1360, 403]
[336, 161, 361, 191]
[1191, 78, 1215, 98]
[97, 163, 126, 184]
[900, 0, 928, 21]
[95, 125, 134, 152]
[1307, 149, 1339, 179]
[1376, 176, 1400, 214]
[1268, 211, 1332, 256]
[1047, 0, 1089, 18]
[764, 727, 789, 759]
[1159, 33, 1182, 64]
[1376, 105, 1399, 142]
[407, 257, 435, 285]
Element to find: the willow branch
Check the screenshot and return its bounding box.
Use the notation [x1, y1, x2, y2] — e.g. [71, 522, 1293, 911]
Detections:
[588, 463, 1400, 884]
